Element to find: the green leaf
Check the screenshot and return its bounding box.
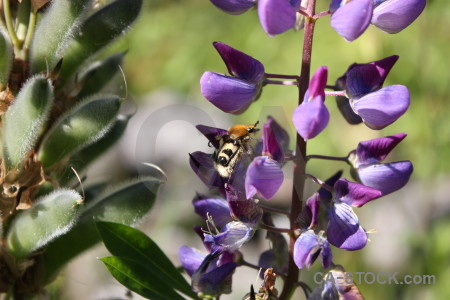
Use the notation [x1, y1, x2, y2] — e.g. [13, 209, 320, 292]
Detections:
[41, 173, 164, 283]
[101, 256, 186, 300]
[96, 221, 197, 299]
[29, 0, 91, 74]
[3, 75, 53, 168]
[6, 189, 83, 259]
[37, 94, 121, 168]
[0, 26, 13, 88]
[59, 0, 142, 83]
[77, 52, 126, 100]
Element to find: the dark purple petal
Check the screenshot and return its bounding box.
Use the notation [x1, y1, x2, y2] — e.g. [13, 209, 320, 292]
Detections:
[334, 178, 382, 207]
[331, 0, 373, 42]
[213, 42, 265, 82]
[196, 124, 228, 149]
[357, 161, 413, 195]
[200, 71, 258, 114]
[336, 95, 363, 124]
[262, 121, 282, 162]
[189, 151, 224, 191]
[306, 193, 320, 227]
[327, 202, 368, 250]
[229, 199, 263, 225]
[321, 239, 332, 269]
[210, 0, 256, 15]
[193, 196, 232, 228]
[372, 0, 426, 34]
[318, 170, 343, 205]
[292, 97, 330, 140]
[351, 85, 410, 130]
[245, 156, 284, 200]
[329, 0, 343, 13]
[258, 0, 297, 36]
[207, 221, 255, 252]
[308, 66, 328, 100]
[355, 133, 407, 165]
[346, 55, 399, 97]
[179, 246, 206, 277]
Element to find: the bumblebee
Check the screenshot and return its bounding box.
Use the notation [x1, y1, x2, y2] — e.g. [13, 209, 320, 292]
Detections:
[213, 121, 259, 178]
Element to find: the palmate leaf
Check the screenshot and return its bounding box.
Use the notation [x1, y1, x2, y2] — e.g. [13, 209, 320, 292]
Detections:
[96, 221, 198, 299]
[101, 256, 186, 300]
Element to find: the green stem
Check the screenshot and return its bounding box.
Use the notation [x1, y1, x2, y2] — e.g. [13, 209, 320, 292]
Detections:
[278, 0, 317, 299]
[20, 7, 36, 60]
[3, 0, 20, 53]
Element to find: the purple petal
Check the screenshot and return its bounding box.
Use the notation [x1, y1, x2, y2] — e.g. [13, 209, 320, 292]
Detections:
[294, 231, 318, 269]
[189, 151, 225, 191]
[226, 184, 263, 224]
[329, 0, 343, 13]
[318, 170, 343, 205]
[213, 42, 265, 82]
[245, 156, 284, 200]
[196, 124, 228, 149]
[334, 178, 382, 207]
[193, 196, 232, 228]
[321, 239, 332, 269]
[372, 0, 426, 34]
[355, 133, 407, 165]
[331, 0, 373, 42]
[346, 55, 399, 97]
[306, 193, 320, 227]
[308, 66, 328, 100]
[210, 0, 256, 15]
[200, 71, 258, 114]
[209, 221, 255, 252]
[327, 202, 368, 250]
[357, 161, 413, 195]
[292, 97, 330, 140]
[258, 0, 297, 36]
[179, 246, 206, 277]
[351, 85, 410, 130]
[261, 116, 290, 163]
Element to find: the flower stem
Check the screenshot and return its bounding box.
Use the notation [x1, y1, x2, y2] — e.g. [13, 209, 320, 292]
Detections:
[264, 79, 299, 86]
[325, 90, 346, 96]
[260, 223, 292, 234]
[21, 7, 36, 61]
[279, 1, 317, 299]
[305, 173, 334, 192]
[306, 154, 349, 162]
[3, 0, 21, 53]
[260, 204, 290, 216]
[265, 73, 300, 80]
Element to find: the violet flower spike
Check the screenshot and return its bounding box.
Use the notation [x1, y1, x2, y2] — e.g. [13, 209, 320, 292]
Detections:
[200, 42, 265, 114]
[292, 66, 330, 140]
[350, 133, 414, 195]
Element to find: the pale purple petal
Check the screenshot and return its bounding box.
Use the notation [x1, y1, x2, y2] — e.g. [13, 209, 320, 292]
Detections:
[351, 85, 410, 130]
[334, 178, 382, 207]
[209, 221, 255, 252]
[193, 196, 232, 228]
[210, 0, 256, 15]
[258, 0, 297, 36]
[372, 0, 426, 34]
[200, 71, 257, 114]
[196, 124, 228, 149]
[306, 193, 320, 227]
[308, 66, 328, 100]
[213, 42, 265, 82]
[189, 151, 224, 190]
[327, 202, 368, 250]
[331, 0, 373, 42]
[294, 230, 318, 269]
[245, 156, 284, 200]
[358, 161, 413, 195]
[346, 55, 399, 97]
[356, 133, 407, 165]
[179, 246, 206, 277]
[292, 97, 330, 140]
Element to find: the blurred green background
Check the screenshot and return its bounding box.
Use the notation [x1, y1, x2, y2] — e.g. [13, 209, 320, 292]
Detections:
[66, 0, 450, 299]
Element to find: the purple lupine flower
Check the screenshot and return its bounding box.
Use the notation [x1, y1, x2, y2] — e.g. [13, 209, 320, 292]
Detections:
[258, 0, 300, 36]
[189, 151, 225, 192]
[336, 55, 409, 129]
[210, 0, 256, 15]
[200, 42, 265, 114]
[294, 230, 332, 269]
[349, 133, 413, 195]
[261, 116, 290, 163]
[327, 178, 382, 250]
[330, 0, 426, 41]
[245, 156, 284, 200]
[179, 247, 237, 296]
[204, 221, 256, 252]
[330, 0, 373, 42]
[193, 195, 233, 228]
[225, 184, 263, 224]
[372, 0, 427, 34]
[292, 66, 330, 140]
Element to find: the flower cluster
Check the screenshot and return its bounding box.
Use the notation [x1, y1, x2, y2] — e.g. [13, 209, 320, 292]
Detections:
[180, 0, 424, 298]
